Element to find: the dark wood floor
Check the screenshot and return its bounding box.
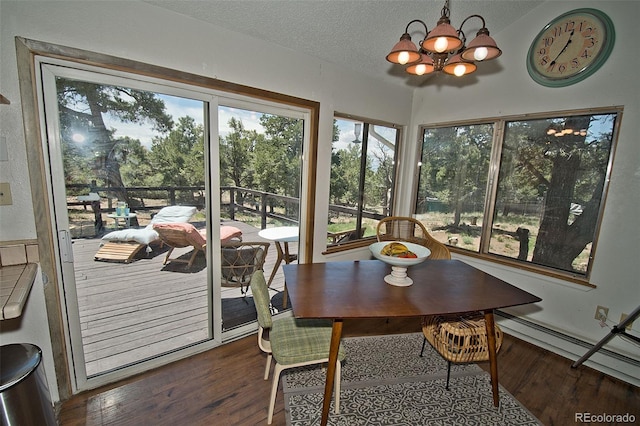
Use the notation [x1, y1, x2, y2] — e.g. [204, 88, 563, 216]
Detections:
[57, 317, 639, 426]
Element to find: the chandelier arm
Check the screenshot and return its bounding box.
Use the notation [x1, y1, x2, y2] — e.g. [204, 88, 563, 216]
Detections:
[458, 14, 487, 32]
[456, 28, 467, 50]
[404, 19, 429, 35]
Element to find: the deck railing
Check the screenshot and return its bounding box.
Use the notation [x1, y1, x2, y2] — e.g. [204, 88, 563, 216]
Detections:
[67, 183, 385, 232]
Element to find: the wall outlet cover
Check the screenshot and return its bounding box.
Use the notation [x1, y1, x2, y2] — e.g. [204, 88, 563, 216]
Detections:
[0, 182, 12, 205]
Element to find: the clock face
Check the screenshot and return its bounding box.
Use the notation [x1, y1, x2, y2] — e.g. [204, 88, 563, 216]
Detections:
[527, 9, 615, 87]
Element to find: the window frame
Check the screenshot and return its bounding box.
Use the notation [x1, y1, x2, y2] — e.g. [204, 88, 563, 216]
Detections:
[413, 106, 623, 286]
[324, 112, 403, 254]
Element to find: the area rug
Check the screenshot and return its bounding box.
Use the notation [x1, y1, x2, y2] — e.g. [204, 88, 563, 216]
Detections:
[282, 333, 541, 425]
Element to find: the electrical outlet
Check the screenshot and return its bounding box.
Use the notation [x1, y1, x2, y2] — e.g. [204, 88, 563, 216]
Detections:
[620, 313, 633, 331]
[594, 305, 609, 321]
[0, 182, 12, 206]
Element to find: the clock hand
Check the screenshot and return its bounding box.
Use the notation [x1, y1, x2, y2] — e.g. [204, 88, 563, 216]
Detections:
[549, 30, 574, 67]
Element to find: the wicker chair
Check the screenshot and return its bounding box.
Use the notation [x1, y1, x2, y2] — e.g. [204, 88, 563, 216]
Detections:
[421, 313, 504, 390]
[375, 216, 450, 259]
[377, 217, 503, 389]
[221, 241, 270, 296]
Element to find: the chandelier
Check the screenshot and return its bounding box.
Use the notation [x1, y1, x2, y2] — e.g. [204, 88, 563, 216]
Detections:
[385, 0, 502, 77]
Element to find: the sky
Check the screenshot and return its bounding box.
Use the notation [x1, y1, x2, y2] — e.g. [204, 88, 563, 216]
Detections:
[102, 92, 396, 162]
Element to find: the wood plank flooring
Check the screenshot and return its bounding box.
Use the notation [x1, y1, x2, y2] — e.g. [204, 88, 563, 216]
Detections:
[57, 317, 639, 425]
[72, 220, 291, 376]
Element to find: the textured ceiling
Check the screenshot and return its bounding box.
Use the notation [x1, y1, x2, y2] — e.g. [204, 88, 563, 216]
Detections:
[144, 0, 543, 86]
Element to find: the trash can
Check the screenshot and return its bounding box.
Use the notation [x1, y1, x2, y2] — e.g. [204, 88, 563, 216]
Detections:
[0, 343, 57, 425]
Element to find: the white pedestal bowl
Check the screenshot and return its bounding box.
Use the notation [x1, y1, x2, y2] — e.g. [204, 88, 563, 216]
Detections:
[369, 241, 431, 287]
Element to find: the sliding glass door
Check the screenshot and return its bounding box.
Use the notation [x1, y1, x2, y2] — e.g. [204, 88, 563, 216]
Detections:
[39, 62, 221, 388]
[36, 57, 310, 391]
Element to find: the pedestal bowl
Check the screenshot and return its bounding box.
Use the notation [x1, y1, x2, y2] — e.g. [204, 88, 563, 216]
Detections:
[369, 241, 431, 287]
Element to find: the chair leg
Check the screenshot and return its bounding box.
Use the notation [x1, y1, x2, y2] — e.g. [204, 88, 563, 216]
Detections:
[163, 247, 175, 265]
[268, 363, 285, 425]
[420, 337, 427, 357]
[334, 360, 341, 414]
[186, 249, 200, 268]
[264, 353, 272, 380]
[445, 360, 452, 390]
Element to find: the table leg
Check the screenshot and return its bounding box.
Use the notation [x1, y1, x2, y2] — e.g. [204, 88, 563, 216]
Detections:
[266, 241, 284, 287]
[282, 242, 293, 308]
[484, 310, 500, 407]
[321, 319, 343, 426]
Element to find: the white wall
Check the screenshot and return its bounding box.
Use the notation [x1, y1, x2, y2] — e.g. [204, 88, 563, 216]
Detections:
[0, 0, 412, 402]
[407, 1, 639, 384]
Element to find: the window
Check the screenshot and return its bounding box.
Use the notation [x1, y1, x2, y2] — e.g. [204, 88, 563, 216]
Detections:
[327, 114, 400, 247]
[415, 108, 621, 282]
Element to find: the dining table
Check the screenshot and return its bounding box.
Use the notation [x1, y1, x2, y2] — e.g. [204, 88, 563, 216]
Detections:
[283, 259, 541, 426]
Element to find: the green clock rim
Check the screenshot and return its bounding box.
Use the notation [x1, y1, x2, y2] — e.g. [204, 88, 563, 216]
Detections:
[527, 8, 616, 88]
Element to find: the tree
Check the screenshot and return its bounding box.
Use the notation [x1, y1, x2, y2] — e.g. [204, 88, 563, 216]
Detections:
[330, 144, 363, 205]
[419, 125, 492, 226]
[525, 116, 610, 270]
[219, 117, 258, 189]
[150, 116, 205, 187]
[493, 114, 615, 271]
[256, 114, 303, 197]
[56, 79, 172, 203]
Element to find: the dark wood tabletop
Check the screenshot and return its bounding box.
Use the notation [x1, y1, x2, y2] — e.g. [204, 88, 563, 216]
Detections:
[283, 259, 541, 318]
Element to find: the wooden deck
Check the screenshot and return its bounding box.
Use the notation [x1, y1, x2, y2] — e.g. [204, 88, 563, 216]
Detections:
[71, 220, 292, 377]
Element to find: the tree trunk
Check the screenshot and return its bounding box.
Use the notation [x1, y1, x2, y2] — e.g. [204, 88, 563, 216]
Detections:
[532, 116, 593, 271]
[532, 153, 580, 270]
[86, 91, 128, 204]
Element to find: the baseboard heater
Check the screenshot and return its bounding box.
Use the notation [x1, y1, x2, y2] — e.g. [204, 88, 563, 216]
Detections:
[495, 309, 640, 368]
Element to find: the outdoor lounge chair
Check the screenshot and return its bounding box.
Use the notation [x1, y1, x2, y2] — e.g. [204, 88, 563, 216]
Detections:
[154, 223, 243, 268]
[94, 205, 197, 263]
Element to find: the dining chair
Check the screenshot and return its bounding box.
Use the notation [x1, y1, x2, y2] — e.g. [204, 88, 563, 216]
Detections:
[376, 216, 503, 387]
[421, 312, 504, 390]
[250, 270, 345, 424]
[221, 241, 270, 296]
[376, 216, 451, 259]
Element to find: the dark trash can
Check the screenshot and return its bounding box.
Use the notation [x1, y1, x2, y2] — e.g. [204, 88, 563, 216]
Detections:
[0, 343, 57, 425]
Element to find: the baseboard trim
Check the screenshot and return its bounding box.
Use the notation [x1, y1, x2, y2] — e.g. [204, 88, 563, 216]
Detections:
[495, 310, 640, 386]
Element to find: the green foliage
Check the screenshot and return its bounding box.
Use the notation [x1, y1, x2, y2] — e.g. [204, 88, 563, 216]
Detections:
[418, 124, 493, 225]
[149, 116, 205, 187]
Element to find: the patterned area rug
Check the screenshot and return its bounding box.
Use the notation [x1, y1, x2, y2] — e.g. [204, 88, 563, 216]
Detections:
[282, 333, 541, 425]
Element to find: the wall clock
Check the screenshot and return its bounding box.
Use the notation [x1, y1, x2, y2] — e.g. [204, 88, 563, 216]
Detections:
[527, 8, 615, 87]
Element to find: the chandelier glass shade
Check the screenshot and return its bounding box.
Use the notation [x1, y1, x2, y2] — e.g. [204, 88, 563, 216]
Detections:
[386, 0, 502, 77]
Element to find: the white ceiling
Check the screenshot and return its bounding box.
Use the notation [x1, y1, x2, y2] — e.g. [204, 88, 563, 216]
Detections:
[144, 0, 543, 86]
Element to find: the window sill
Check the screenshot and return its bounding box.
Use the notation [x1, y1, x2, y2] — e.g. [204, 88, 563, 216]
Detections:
[448, 247, 596, 288]
[322, 236, 377, 255]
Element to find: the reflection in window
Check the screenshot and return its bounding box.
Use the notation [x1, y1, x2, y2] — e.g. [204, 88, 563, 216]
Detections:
[328, 116, 399, 245]
[492, 113, 617, 274]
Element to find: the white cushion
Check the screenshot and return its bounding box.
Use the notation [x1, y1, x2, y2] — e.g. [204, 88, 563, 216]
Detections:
[101, 206, 196, 245]
[149, 206, 197, 225]
[101, 228, 159, 245]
